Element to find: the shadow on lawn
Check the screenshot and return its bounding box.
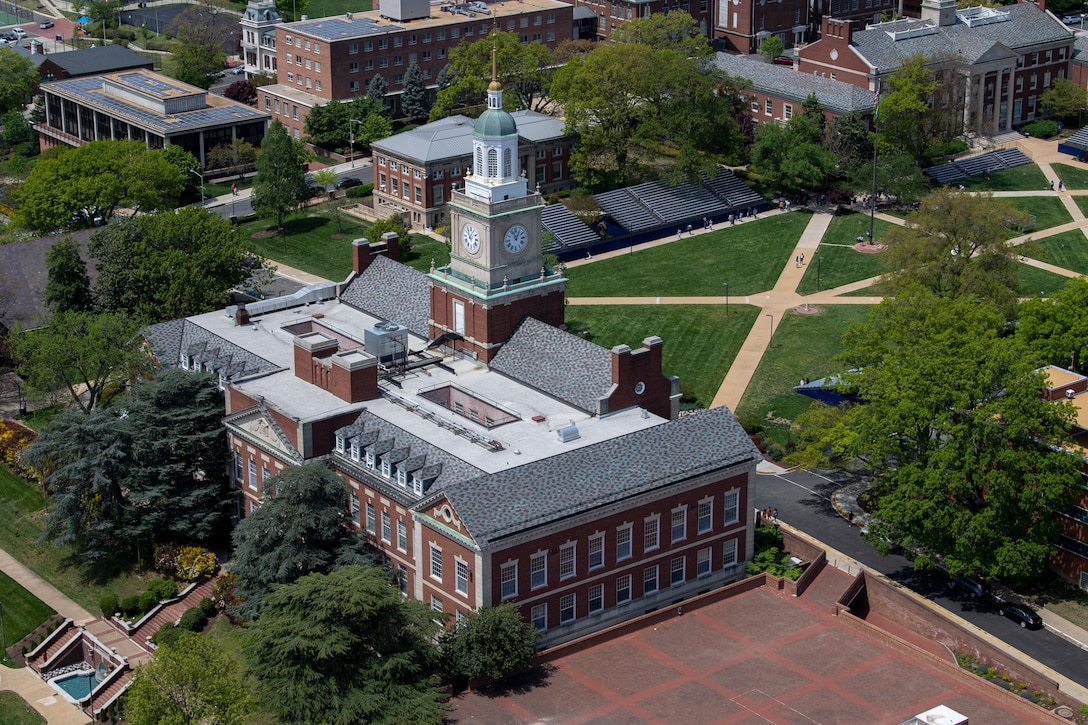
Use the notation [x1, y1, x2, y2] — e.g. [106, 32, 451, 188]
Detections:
[57, 545, 142, 587]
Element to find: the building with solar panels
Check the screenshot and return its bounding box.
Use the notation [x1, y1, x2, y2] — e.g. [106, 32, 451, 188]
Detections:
[35, 70, 270, 167]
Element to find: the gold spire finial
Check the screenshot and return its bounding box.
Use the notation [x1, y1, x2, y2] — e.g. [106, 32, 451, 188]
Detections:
[488, 46, 501, 92]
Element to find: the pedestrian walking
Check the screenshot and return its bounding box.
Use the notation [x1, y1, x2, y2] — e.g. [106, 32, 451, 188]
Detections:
[729, 213, 734, 225]
[772, 508, 778, 522]
[1050, 180, 1055, 191]
[800, 253, 805, 265]
[687, 224, 693, 236]
[708, 219, 714, 230]
[1059, 179, 1065, 192]
[231, 183, 237, 195]
[703, 216, 708, 229]
[677, 228, 682, 240]
[795, 256, 800, 268]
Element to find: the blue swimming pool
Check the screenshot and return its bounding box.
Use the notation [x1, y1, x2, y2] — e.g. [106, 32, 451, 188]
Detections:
[52, 672, 96, 701]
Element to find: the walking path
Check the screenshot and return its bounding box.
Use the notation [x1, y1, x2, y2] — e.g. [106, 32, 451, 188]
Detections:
[0, 549, 93, 624]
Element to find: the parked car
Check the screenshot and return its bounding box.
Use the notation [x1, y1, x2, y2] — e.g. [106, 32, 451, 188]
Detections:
[231, 65, 246, 75]
[772, 55, 795, 66]
[39, 19, 54, 29]
[949, 575, 986, 597]
[1062, 13, 1082, 24]
[997, 602, 1042, 629]
[336, 176, 363, 190]
[11, 27, 26, 38]
[0, 31, 17, 42]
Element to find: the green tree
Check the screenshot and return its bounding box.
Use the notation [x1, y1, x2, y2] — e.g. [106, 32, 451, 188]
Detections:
[121, 370, 232, 545]
[1040, 77, 1088, 119]
[1, 109, 33, 148]
[304, 96, 389, 152]
[167, 5, 233, 88]
[750, 113, 835, 194]
[860, 153, 928, 205]
[368, 74, 389, 105]
[439, 603, 539, 681]
[127, 631, 257, 725]
[11, 310, 148, 413]
[827, 110, 872, 173]
[44, 238, 92, 314]
[430, 30, 557, 119]
[801, 93, 826, 139]
[1018, 277, 1088, 375]
[826, 288, 1082, 582]
[760, 36, 785, 63]
[312, 168, 338, 196]
[231, 463, 370, 618]
[402, 63, 428, 120]
[252, 121, 306, 232]
[882, 188, 1029, 316]
[205, 139, 258, 180]
[274, 0, 309, 22]
[22, 407, 132, 563]
[368, 214, 410, 259]
[0, 47, 37, 113]
[611, 10, 712, 58]
[14, 140, 185, 234]
[90, 207, 265, 323]
[245, 565, 447, 725]
[876, 55, 939, 163]
[159, 145, 201, 194]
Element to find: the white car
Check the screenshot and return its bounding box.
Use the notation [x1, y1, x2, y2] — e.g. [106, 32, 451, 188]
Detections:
[11, 27, 26, 38]
[1062, 13, 1082, 24]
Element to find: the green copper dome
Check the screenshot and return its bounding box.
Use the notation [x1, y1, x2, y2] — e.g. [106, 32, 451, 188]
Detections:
[475, 108, 518, 138]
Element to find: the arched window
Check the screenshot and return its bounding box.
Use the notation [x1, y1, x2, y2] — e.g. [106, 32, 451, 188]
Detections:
[488, 148, 498, 178]
[475, 148, 483, 176]
[503, 148, 512, 178]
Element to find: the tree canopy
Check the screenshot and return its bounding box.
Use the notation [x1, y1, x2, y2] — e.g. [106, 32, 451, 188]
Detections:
[231, 463, 371, 618]
[876, 55, 939, 163]
[827, 110, 872, 174]
[402, 62, 429, 120]
[304, 96, 390, 153]
[44, 238, 92, 314]
[1040, 77, 1088, 119]
[750, 112, 835, 194]
[0, 48, 37, 114]
[1018, 277, 1088, 375]
[253, 121, 306, 230]
[245, 565, 448, 725]
[440, 603, 539, 680]
[14, 140, 185, 234]
[167, 5, 234, 88]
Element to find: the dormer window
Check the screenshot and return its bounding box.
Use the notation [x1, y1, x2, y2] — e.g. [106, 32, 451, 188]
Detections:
[365, 451, 375, 468]
[218, 372, 227, 390]
[381, 460, 391, 478]
[335, 435, 345, 454]
[413, 476, 423, 495]
[397, 469, 407, 488]
[350, 441, 360, 461]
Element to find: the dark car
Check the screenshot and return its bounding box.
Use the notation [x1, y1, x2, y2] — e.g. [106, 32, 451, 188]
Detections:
[336, 176, 363, 190]
[949, 575, 986, 597]
[39, 19, 54, 28]
[997, 602, 1042, 629]
[772, 56, 794, 66]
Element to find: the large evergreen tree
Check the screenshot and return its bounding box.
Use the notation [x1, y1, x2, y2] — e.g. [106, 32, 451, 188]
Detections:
[252, 121, 306, 232]
[44, 238, 92, 314]
[367, 74, 388, 106]
[245, 565, 448, 725]
[401, 63, 428, 120]
[231, 463, 371, 618]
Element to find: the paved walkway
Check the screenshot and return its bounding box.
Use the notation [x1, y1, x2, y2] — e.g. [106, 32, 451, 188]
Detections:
[0, 548, 93, 624]
[0, 665, 90, 725]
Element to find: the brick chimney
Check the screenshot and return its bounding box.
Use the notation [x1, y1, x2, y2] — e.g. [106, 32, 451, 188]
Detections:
[293, 332, 339, 385]
[235, 302, 251, 326]
[598, 337, 680, 420]
[292, 331, 379, 403]
[352, 235, 399, 275]
[822, 16, 855, 43]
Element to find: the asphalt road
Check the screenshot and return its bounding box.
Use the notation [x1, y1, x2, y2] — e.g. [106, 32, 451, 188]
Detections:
[756, 469, 1088, 687]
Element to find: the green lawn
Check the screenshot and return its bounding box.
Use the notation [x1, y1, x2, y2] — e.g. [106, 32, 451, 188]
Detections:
[0, 466, 144, 613]
[564, 304, 760, 409]
[0, 692, 44, 725]
[1017, 229, 1088, 275]
[0, 571, 55, 658]
[736, 305, 873, 424]
[243, 206, 446, 281]
[565, 213, 812, 298]
[795, 213, 897, 295]
[204, 618, 278, 724]
[1050, 163, 1088, 190]
[1017, 262, 1075, 297]
[957, 163, 1050, 192]
[1004, 196, 1073, 236]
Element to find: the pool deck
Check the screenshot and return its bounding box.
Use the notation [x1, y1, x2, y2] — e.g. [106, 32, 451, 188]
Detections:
[0, 665, 90, 725]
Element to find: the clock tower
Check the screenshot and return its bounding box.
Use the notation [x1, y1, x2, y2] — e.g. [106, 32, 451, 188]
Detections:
[429, 51, 565, 362]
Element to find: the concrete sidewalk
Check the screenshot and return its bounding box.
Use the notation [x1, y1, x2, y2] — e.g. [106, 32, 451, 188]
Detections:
[0, 548, 93, 624]
[0, 665, 90, 725]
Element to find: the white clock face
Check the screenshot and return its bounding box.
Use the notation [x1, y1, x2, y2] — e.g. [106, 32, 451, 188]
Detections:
[504, 225, 528, 254]
[462, 223, 480, 254]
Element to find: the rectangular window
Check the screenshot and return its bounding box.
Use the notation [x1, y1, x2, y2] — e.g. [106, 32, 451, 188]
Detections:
[751, 98, 759, 113]
[560, 593, 575, 623]
[698, 499, 713, 534]
[398, 564, 408, 594]
[765, 99, 773, 115]
[364, 40, 373, 52]
[616, 574, 631, 604]
[366, 502, 375, 533]
[671, 507, 687, 543]
[350, 492, 360, 519]
[393, 36, 402, 47]
[394, 54, 403, 66]
[348, 42, 358, 54]
[560, 542, 576, 579]
[381, 511, 391, 542]
[430, 545, 442, 580]
[531, 552, 546, 589]
[364, 59, 373, 70]
[784, 103, 793, 120]
[643, 565, 658, 595]
[379, 38, 388, 49]
[588, 533, 604, 570]
[456, 559, 470, 595]
[588, 584, 604, 614]
[644, 516, 659, 552]
[234, 452, 243, 481]
[397, 521, 407, 552]
[531, 603, 547, 631]
[501, 561, 517, 599]
[248, 460, 257, 489]
[431, 595, 443, 612]
[723, 538, 738, 567]
[616, 524, 632, 560]
[723, 491, 739, 524]
[697, 547, 712, 577]
[670, 555, 686, 587]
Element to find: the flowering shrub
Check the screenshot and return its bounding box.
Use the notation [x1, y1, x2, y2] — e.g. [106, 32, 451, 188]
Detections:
[153, 543, 180, 578]
[212, 571, 239, 611]
[176, 546, 217, 581]
[0, 419, 36, 478]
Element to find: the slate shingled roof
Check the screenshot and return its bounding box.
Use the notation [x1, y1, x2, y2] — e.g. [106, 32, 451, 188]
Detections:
[42, 45, 153, 76]
[712, 53, 875, 114]
[489, 317, 613, 414]
[144, 318, 279, 379]
[441, 407, 760, 544]
[339, 255, 431, 337]
[371, 111, 566, 164]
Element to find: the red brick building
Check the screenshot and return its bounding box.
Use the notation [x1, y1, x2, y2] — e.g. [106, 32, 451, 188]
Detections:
[1039, 366, 1088, 587]
[714, 0, 810, 53]
[572, 0, 715, 41]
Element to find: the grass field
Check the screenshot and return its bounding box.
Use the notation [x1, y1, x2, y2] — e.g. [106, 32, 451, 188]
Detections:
[736, 305, 873, 425]
[795, 213, 897, 295]
[0, 466, 144, 613]
[957, 163, 1050, 192]
[0, 692, 44, 725]
[1017, 229, 1088, 275]
[0, 571, 55, 658]
[204, 618, 278, 724]
[565, 213, 812, 298]
[1050, 163, 1088, 190]
[564, 304, 760, 409]
[1004, 196, 1073, 236]
[1017, 262, 1076, 297]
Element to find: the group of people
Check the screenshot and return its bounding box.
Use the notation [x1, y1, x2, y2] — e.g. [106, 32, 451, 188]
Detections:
[1049, 179, 1065, 191]
[794, 253, 806, 268]
[760, 507, 779, 526]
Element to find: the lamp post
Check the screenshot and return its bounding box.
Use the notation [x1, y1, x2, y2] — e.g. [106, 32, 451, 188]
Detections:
[189, 169, 205, 206]
[722, 281, 729, 316]
[348, 118, 363, 167]
[0, 600, 6, 665]
[765, 313, 773, 345]
[816, 253, 822, 292]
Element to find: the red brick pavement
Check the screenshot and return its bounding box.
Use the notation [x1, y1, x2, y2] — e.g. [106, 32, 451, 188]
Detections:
[448, 586, 1052, 725]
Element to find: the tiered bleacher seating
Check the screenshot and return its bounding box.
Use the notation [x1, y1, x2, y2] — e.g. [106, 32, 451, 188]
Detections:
[701, 169, 764, 209]
[593, 188, 664, 233]
[924, 147, 1032, 184]
[541, 204, 599, 250]
[627, 180, 722, 224]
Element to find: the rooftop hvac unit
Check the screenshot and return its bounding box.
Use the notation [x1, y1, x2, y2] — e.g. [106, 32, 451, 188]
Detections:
[556, 420, 580, 443]
[378, 0, 429, 21]
[365, 321, 408, 364]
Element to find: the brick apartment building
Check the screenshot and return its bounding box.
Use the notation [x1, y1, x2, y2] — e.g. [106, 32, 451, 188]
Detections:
[572, 0, 715, 41]
[1039, 366, 1088, 588]
[255, 0, 574, 138]
[714, 0, 810, 53]
[146, 78, 759, 644]
[799, 0, 1074, 135]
